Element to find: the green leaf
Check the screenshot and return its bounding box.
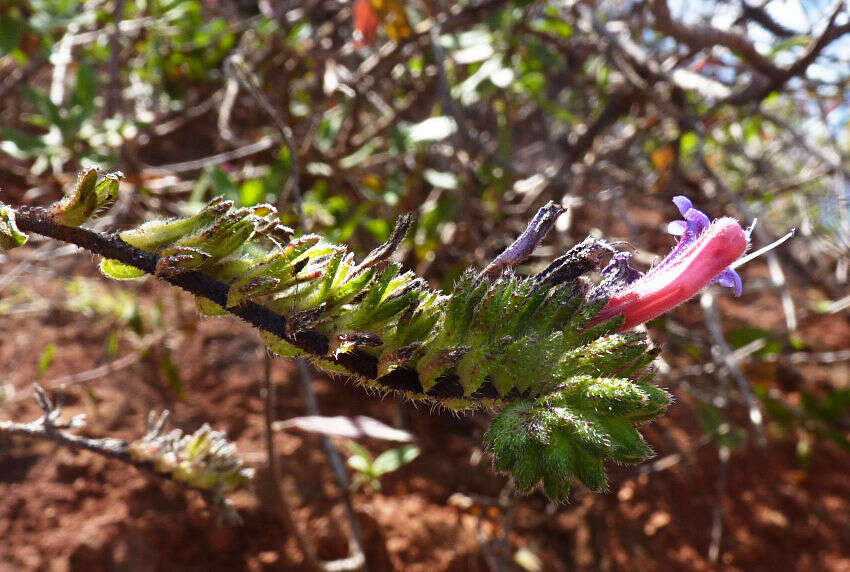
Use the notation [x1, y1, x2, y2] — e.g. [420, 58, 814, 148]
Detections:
[0, 204, 27, 250]
[37, 344, 57, 378]
[821, 389, 850, 421]
[99, 258, 146, 279]
[206, 166, 240, 202]
[346, 441, 374, 475]
[372, 445, 420, 476]
[726, 325, 782, 357]
[49, 169, 99, 225]
[679, 131, 698, 162]
[697, 400, 747, 450]
[70, 64, 97, 120]
[106, 332, 119, 358]
[0, 18, 21, 58]
[532, 15, 572, 39]
[347, 454, 372, 474]
[239, 179, 265, 206]
[519, 71, 545, 95]
[340, 140, 380, 169]
[423, 169, 459, 190]
[407, 116, 457, 143]
[0, 126, 45, 159]
[196, 297, 228, 316]
[24, 87, 63, 128]
[159, 353, 184, 399]
[94, 172, 120, 209]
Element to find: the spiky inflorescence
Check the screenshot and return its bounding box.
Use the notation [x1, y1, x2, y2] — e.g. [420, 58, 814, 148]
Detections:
[1, 170, 689, 500]
[128, 411, 253, 495]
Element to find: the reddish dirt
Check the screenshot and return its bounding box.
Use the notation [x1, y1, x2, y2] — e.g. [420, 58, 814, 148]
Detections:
[2, 252, 850, 571]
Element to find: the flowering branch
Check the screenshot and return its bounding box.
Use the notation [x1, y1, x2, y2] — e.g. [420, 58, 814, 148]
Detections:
[0, 170, 756, 499]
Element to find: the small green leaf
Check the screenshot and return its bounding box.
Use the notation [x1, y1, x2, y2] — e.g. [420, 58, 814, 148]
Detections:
[372, 445, 420, 476]
[239, 179, 265, 206]
[407, 116, 457, 143]
[196, 297, 228, 316]
[0, 126, 45, 159]
[346, 441, 375, 475]
[70, 64, 97, 120]
[0, 19, 21, 58]
[49, 169, 99, 226]
[347, 454, 372, 475]
[94, 173, 121, 211]
[159, 354, 184, 400]
[0, 204, 27, 250]
[37, 344, 57, 378]
[679, 131, 698, 162]
[106, 332, 119, 358]
[100, 259, 146, 279]
[423, 169, 459, 190]
[206, 166, 240, 202]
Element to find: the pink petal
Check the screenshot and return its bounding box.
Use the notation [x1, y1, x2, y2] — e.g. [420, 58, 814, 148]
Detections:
[593, 217, 748, 330]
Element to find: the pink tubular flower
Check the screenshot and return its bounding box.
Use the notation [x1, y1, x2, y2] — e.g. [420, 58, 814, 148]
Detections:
[592, 196, 749, 331]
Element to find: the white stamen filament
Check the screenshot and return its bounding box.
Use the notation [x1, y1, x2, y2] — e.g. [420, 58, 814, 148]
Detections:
[730, 228, 796, 270]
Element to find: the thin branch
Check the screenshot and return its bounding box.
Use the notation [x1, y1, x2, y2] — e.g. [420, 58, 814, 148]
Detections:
[730, 3, 849, 103]
[652, 0, 850, 104]
[225, 54, 302, 217]
[700, 291, 767, 445]
[708, 444, 730, 564]
[151, 91, 223, 137]
[296, 360, 367, 572]
[285, 95, 368, 569]
[105, 0, 127, 116]
[261, 356, 324, 572]
[735, 2, 797, 38]
[574, 5, 732, 99]
[143, 136, 278, 175]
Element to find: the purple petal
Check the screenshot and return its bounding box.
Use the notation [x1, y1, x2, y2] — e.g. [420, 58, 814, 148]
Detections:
[685, 207, 711, 235]
[713, 268, 743, 296]
[672, 195, 693, 217]
[656, 208, 711, 273]
[667, 220, 687, 236]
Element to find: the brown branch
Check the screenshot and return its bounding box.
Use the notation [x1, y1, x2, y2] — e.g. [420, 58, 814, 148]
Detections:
[735, 2, 797, 38]
[785, 3, 847, 79]
[105, 0, 127, 116]
[652, 0, 850, 104]
[1, 386, 240, 523]
[573, 5, 732, 99]
[225, 55, 303, 217]
[651, 0, 785, 80]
